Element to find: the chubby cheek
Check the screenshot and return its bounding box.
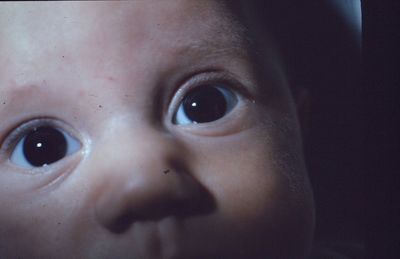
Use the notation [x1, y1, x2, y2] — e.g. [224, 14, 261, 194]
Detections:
[0, 190, 74, 258]
[204, 146, 279, 225]
[180, 127, 314, 257]
[0, 162, 87, 258]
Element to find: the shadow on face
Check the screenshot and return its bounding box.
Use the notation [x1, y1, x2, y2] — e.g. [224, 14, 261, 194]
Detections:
[0, 1, 315, 258]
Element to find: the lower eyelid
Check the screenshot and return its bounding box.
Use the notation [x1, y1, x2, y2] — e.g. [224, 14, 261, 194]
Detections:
[166, 71, 251, 119]
[2, 152, 83, 193]
[171, 98, 255, 137]
[172, 84, 239, 125]
[1, 118, 84, 169]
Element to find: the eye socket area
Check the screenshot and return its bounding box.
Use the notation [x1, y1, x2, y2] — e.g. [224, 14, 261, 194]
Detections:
[173, 84, 238, 125]
[9, 125, 81, 169]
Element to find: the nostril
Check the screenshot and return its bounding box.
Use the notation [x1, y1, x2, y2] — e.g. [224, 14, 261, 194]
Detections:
[107, 211, 136, 234]
[95, 166, 216, 234]
[172, 186, 216, 219]
[105, 188, 215, 234]
[103, 184, 215, 234]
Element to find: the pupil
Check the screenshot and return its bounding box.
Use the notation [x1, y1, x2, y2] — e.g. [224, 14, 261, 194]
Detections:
[23, 126, 67, 167]
[183, 86, 227, 123]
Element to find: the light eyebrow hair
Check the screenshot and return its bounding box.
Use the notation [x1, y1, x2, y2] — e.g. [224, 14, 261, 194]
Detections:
[171, 18, 256, 63]
[175, 39, 251, 61]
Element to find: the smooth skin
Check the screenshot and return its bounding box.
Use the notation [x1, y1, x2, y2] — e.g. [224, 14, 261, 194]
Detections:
[0, 1, 314, 259]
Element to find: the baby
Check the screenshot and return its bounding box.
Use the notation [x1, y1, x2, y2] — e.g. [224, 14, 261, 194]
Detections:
[0, 1, 316, 258]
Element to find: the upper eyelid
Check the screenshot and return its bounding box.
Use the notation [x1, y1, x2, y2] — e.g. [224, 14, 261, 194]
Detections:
[178, 70, 252, 97]
[0, 117, 78, 152]
[167, 70, 253, 117]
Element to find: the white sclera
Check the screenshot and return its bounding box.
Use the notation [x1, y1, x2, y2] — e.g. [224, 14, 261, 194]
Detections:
[174, 86, 238, 125]
[10, 127, 81, 168]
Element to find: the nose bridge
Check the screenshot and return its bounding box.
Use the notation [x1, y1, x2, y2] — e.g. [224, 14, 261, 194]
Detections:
[91, 125, 212, 233]
[94, 121, 179, 174]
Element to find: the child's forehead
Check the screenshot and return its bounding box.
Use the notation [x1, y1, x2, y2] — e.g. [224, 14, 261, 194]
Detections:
[0, 1, 246, 48]
[0, 0, 291, 107]
[0, 1, 253, 71]
[1, 1, 279, 94]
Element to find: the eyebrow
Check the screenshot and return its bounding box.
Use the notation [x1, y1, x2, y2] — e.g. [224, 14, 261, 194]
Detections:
[179, 40, 250, 59]
[1, 84, 45, 110]
[167, 34, 257, 80]
[170, 17, 254, 62]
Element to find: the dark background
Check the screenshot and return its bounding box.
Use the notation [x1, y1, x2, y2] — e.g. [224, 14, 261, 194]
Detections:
[253, 1, 364, 244]
[233, 1, 399, 257]
[363, 1, 399, 258]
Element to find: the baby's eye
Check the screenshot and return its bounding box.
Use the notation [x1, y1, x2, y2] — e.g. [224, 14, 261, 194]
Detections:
[10, 126, 81, 168]
[173, 85, 238, 125]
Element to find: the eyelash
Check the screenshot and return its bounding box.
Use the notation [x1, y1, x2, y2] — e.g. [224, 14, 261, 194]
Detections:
[167, 71, 250, 119]
[1, 118, 72, 153]
[0, 73, 251, 155]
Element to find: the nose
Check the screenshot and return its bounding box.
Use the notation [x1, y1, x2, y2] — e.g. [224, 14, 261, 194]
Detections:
[92, 127, 214, 233]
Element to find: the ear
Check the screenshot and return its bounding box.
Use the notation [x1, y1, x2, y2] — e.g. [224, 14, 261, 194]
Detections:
[293, 88, 311, 141]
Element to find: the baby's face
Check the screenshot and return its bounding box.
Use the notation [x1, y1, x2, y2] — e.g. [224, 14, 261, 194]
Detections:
[0, 1, 314, 258]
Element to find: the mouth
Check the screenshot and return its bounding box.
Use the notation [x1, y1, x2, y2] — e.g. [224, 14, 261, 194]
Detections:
[157, 217, 182, 258]
[126, 217, 182, 259]
[86, 216, 220, 259]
